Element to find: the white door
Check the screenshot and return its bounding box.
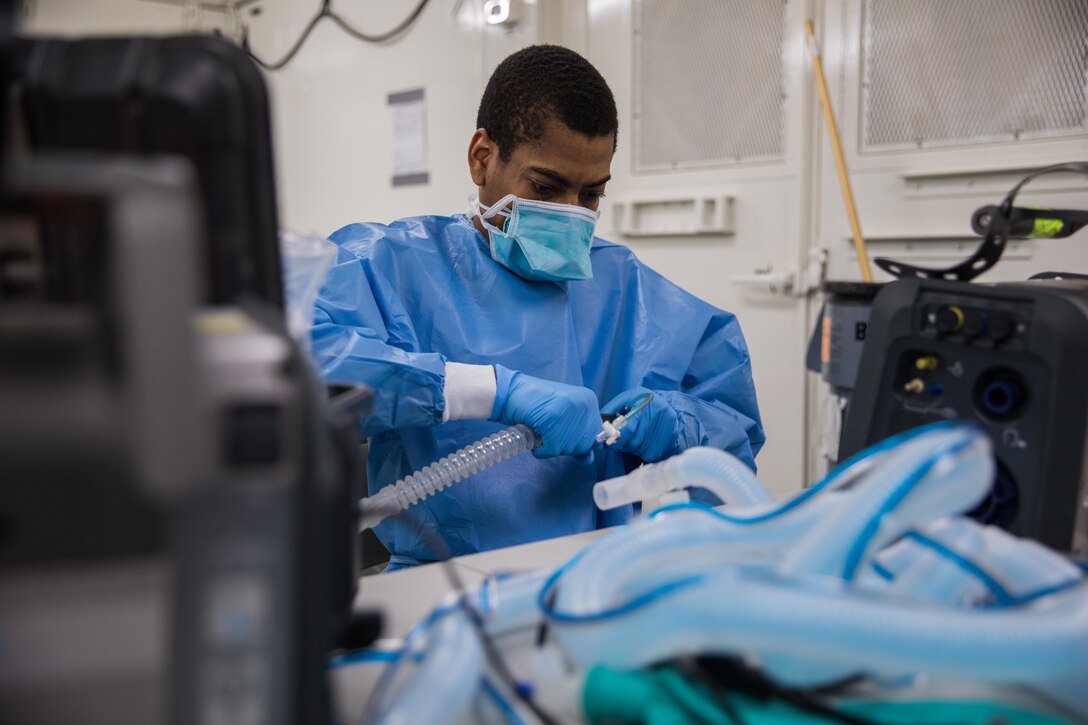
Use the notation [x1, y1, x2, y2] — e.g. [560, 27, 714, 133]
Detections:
[585, 0, 820, 497]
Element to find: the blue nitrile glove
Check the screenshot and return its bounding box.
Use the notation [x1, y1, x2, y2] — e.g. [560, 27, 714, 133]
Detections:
[491, 365, 601, 459]
[601, 387, 681, 463]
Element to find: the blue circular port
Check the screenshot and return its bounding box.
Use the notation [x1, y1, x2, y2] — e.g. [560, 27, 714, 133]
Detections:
[974, 368, 1028, 421]
[982, 380, 1022, 415]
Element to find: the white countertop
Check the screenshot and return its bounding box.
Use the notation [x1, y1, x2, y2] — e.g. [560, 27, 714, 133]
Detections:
[352, 528, 606, 638]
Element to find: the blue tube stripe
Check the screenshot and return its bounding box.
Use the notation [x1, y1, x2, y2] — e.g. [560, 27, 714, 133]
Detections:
[480, 578, 491, 614]
[540, 572, 708, 623]
[328, 648, 402, 668]
[871, 560, 896, 581]
[906, 530, 1085, 607]
[481, 676, 527, 725]
[987, 578, 1085, 608]
[842, 433, 979, 580]
[903, 530, 1014, 603]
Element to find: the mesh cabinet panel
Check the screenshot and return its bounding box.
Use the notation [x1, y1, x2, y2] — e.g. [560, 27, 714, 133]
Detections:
[633, 0, 788, 170]
[862, 0, 1088, 151]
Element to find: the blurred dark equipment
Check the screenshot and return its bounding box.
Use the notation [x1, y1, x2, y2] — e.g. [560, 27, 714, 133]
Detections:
[13, 35, 282, 308]
[839, 278, 1088, 557]
[0, 35, 373, 725]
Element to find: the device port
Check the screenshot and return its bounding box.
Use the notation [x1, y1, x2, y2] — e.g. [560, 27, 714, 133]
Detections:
[962, 309, 986, 338]
[898, 350, 944, 398]
[987, 311, 1015, 342]
[973, 368, 1027, 421]
[967, 461, 1018, 529]
[903, 377, 925, 394]
[935, 305, 965, 334]
[914, 354, 939, 370]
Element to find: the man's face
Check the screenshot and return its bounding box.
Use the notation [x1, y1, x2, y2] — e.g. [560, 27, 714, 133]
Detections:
[468, 120, 614, 215]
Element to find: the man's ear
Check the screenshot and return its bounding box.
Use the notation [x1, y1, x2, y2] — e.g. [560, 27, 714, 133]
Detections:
[468, 128, 496, 186]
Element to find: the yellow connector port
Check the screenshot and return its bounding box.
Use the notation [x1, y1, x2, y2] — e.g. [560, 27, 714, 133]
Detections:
[903, 378, 925, 394]
[915, 355, 939, 370]
[936, 305, 966, 334]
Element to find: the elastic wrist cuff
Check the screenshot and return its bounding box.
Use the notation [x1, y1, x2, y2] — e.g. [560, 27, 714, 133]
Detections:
[442, 362, 498, 422]
[490, 364, 518, 421]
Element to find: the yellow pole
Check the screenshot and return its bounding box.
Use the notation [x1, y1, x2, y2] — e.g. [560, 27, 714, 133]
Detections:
[804, 19, 873, 282]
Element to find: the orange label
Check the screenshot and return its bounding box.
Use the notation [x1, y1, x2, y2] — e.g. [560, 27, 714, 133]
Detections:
[821, 315, 832, 364]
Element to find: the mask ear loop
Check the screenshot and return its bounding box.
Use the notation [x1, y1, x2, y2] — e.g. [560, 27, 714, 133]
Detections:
[471, 194, 519, 236]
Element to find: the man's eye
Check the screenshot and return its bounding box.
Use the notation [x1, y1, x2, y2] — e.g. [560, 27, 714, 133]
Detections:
[530, 181, 556, 196]
[583, 190, 606, 201]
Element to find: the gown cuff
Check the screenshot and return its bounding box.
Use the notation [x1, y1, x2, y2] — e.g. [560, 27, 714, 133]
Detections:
[442, 362, 498, 422]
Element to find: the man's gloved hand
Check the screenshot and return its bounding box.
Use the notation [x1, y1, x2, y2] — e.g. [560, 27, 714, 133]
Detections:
[601, 387, 680, 463]
[491, 365, 601, 459]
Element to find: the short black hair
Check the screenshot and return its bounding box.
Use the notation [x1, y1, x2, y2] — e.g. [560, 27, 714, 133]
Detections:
[477, 45, 618, 162]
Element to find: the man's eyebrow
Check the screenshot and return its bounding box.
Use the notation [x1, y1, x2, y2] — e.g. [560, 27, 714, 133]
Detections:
[527, 166, 612, 188]
[527, 166, 572, 187]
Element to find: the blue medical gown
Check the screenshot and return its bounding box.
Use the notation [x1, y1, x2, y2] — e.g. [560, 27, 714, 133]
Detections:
[312, 214, 765, 567]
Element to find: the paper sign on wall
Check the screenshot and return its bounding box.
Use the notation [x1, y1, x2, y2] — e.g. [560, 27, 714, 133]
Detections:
[388, 88, 429, 187]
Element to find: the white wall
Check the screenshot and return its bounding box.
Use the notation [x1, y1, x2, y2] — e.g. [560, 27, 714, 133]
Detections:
[243, 1, 517, 234]
[23, 0, 192, 34]
[238, 0, 591, 234]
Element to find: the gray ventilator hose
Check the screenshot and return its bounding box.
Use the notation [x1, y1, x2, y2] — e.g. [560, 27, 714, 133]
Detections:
[358, 424, 541, 531]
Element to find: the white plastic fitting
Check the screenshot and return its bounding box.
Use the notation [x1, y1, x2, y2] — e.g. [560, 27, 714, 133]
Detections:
[592, 446, 773, 511]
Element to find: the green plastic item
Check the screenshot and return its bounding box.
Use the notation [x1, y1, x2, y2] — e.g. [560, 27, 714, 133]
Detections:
[1026, 205, 1065, 238]
[582, 666, 733, 725]
[1032, 216, 1065, 238]
[582, 666, 1078, 725]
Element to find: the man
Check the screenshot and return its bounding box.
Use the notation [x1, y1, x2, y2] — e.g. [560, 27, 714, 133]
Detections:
[313, 45, 764, 569]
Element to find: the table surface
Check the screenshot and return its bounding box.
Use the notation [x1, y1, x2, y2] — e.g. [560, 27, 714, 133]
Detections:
[352, 528, 608, 638]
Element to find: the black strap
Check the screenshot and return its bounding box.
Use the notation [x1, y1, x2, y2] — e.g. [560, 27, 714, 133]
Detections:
[970, 205, 1088, 239]
[876, 162, 1088, 282]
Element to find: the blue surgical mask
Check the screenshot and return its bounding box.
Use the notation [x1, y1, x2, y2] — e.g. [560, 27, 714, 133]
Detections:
[470, 193, 598, 281]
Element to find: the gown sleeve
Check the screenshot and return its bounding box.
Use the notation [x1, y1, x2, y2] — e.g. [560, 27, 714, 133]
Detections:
[623, 259, 766, 471]
[311, 225, 448, 436]
[653, 306, 766, 470]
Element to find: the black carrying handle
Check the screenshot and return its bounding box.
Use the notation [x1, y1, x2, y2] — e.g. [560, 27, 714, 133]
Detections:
[970, 205, 1088, 239]
[876, 162, 1088, 282]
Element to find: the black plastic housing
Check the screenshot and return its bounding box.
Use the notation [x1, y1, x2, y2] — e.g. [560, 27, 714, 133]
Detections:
[840, 277, 1088, 556]
[14, 35, 283, 308]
